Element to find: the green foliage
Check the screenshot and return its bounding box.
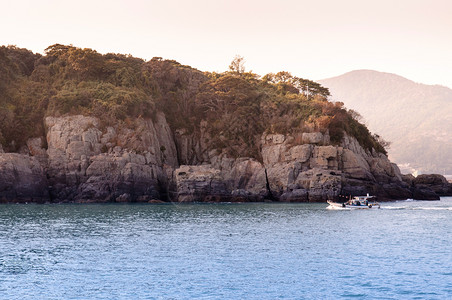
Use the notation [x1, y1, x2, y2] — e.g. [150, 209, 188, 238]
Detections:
[317, 101, 388, 155]
[195, 74, 264, 158]
[0, 46, 44, 150]
[0, 44, 388, 157]
[144, 57, 207, 132]
[47, 81, 154, 122]
[262, 71, 330, 98]
[0, 45, 157, 150]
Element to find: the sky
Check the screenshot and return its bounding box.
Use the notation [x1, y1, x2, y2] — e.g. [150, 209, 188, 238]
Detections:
[1, 0, 452, 88]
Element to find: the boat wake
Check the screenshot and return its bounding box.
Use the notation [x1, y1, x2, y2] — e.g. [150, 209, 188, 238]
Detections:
[326, 206, 348, 210]
[411, 207, 452, 211]
[380, 206, 452, 211]
[327, 196, 452, 211]
[379, 206, 404, 210]
[328, 205, 452, 211]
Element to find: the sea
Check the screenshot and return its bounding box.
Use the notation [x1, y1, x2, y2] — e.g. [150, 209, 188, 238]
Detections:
[1, 197, 451, 299]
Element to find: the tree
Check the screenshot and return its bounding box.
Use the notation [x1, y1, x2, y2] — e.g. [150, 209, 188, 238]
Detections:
[292, 77, 330, 99]
[274, 71, 293, 83]
[44, 44, 73, 56]
[262, 71, 330, 98]
[373, 134, 391, 150]
[348, 109, 363, 122]
[229, 55, 245, 74]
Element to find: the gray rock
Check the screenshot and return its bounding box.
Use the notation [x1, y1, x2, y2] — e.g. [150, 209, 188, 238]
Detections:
[412, 174, 452, 197]
[175, 165, 228, 202]
[44, 114, 177, 202]
[280, 189, 308, 202]
[0, 153, 49, 202]
[3, 110, 428, 203]
[173, 157, 268, 202]
[302, 132, 324, 144]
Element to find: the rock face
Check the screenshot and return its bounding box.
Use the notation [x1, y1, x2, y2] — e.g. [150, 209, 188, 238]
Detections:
[172, 131, 432, 202]
[0, 114, 448, 203]
[402, 174, 452, 199]
[261, 133, 339, 202]
[0, 153, 49, 202]
[261, 133, 412, 201]
[175, 156, 268, 202]
[44, 114, 177, 202]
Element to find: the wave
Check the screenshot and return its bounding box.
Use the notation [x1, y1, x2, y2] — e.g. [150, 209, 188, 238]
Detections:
[381, 206, 452, 211]
[380, 207, 405, 210]
[411, 207, 452, 211]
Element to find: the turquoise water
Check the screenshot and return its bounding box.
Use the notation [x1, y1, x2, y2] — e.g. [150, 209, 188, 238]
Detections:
[1, 198, 451, 299]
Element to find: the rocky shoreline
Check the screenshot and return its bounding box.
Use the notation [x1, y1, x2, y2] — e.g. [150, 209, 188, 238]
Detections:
[1, 114, 451, 203]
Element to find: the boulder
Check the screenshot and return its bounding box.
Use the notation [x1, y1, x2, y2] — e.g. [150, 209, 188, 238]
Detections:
[412, 186, 440, 200]
[413, 174, 452, 197]
[174, 157, 268, 202]
[175, 165, 229, 202]
[280, 189, 308, 202]
[0, 153, 49, 202]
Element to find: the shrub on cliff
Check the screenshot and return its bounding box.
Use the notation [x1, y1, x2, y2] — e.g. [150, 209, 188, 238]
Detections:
[0, 46, 44, 150]
[40, 44, 158, 122]
[195, 74, 265, 158]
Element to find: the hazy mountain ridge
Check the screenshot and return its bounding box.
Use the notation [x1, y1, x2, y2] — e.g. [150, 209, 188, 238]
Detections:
[319, 70, 452, 175]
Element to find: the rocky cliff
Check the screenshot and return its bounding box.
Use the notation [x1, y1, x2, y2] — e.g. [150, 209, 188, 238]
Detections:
[1, 114, 449, 203]
[43, 113, 177, 202]
[173, 130, 418, 202]
[1, 45, 450, 203]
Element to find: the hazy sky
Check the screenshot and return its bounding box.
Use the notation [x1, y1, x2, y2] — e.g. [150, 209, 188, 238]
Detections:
[2, 0, 452, 87]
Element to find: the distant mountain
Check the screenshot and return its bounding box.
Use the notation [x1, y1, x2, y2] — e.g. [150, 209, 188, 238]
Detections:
[319, 70, 452, 175]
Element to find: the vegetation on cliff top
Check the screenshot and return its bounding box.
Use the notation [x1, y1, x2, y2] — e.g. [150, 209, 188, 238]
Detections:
[0, 45, 387, 156]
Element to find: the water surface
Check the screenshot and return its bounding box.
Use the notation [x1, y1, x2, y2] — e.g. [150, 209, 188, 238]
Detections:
[1, 198, 451, 299]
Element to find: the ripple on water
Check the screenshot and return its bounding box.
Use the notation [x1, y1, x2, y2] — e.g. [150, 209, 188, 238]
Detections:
[0, 198, 451, 299]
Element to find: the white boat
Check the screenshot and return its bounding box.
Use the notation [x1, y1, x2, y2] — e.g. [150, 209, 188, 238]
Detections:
[327, 194, 380, 209]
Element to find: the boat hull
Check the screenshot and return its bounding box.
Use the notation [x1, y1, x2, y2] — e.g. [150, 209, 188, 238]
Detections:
[327, 200, 380, 209]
